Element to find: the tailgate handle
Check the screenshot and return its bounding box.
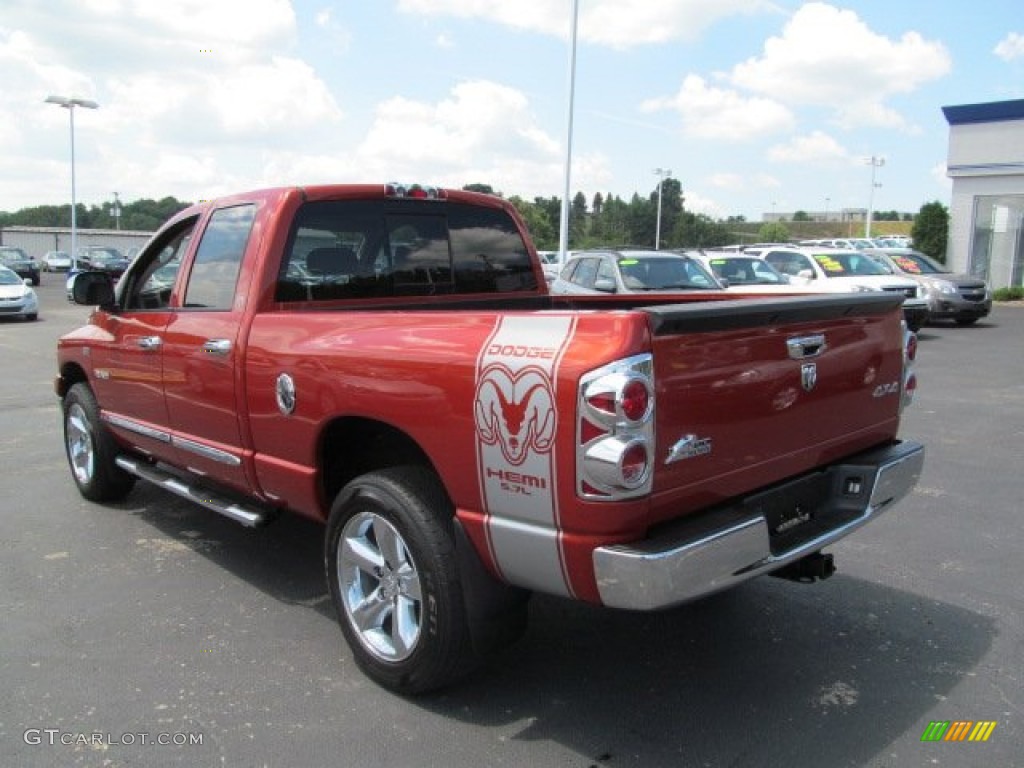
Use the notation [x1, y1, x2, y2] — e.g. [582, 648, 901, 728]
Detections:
[787, 334, 827, 359]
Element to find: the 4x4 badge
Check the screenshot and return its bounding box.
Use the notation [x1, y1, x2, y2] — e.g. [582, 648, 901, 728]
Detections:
[801, 362, 817, 392]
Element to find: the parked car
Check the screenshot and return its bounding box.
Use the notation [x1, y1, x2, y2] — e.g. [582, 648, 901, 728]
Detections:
[76, 246, 131, 278]
[864, 248, 992, 326]
[691, 252, 821, 294]
[0, 246, 41, 286]
[759, 246, 930, 331]
[550, 249, 721, 295]
[0, 264, 39, 320]
[42, 250, 73, 272]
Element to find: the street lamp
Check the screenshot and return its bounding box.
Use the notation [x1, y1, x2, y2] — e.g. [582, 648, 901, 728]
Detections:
[865, 155, 885, 238]
[45, 94, 99, 267]
[108, 191, 122, 230]
[824, 196, 830, 222]
[557, 0, 580, 265]
[654, 167, 672, 250]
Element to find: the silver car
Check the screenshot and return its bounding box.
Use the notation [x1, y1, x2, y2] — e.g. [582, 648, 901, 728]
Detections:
[0, 264, 39, 321]
[864, 248, 991, 326]
[550, 249, 721, 295]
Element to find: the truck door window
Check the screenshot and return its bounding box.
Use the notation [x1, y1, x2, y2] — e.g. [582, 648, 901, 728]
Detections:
[183, 204, 256, 310]
[121, 218, 196, 310]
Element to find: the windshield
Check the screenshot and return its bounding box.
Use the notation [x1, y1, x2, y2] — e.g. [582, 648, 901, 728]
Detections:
[86, 249, 125, 263]
[0, 248, 29, 262]
[0, 267, 22, 285]
[708, 256, 787, 285]
[618, 255, 717, 290]
[886, 251, 948, 275]
[812, 251, 889, 278]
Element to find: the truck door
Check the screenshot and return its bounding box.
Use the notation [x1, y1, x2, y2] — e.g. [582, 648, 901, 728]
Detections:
[86, 218, 196, 460]
[161, 204, 258, 494]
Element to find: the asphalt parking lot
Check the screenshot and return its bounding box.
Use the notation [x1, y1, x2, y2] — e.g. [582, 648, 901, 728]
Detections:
[1, 277, 1021, 767]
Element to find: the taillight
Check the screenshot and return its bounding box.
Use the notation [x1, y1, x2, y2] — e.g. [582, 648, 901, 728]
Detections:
[385, 182, 446, 200]
[902, 328, 917, 410]
[906, 333, 918, 362]
[577, 354, 655, 499]
[620, 441, 650, 487]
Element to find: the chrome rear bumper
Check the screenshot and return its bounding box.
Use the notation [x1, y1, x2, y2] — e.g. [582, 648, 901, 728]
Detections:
[593, 440, 924, 610]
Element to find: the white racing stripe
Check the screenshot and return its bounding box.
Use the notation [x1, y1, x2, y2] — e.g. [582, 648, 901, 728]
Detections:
[474, 315, 576, 596]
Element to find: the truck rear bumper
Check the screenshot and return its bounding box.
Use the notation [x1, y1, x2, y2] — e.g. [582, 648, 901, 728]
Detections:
[593, 440, 924, 610]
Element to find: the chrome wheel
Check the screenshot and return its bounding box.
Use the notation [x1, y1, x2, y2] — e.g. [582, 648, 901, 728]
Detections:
[338, 510, 423, 662]
[66, 402, 96, 486]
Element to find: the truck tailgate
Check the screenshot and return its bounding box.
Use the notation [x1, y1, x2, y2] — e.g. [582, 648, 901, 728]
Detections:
[644, 293, 907, 521]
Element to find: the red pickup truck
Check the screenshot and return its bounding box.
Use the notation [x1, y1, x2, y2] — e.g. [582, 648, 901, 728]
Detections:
[57, 183, 924, 693]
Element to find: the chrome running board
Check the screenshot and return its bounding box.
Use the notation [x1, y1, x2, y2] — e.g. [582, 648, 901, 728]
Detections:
[115, 456, 276, 528]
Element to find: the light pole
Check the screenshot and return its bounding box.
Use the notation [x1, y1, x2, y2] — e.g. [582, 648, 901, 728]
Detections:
[45, 95, 99, 267]
[109, 191, 122, 230]
[824, 197, 830, 222]
[557, 0, 580, 265]
[653, 168, 671, 250]
[865, 155, 885, 238]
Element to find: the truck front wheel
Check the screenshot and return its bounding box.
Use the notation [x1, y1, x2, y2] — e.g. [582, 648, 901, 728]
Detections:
[325, 467, 474, 694]
[62, 382, 135, 502]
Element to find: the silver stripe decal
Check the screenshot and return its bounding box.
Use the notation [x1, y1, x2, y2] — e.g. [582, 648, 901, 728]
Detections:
[172, 436, 242, 466]
[103, 412, 171, 443]
[100, 413, 240, 466]
[474, 315, 576, 597]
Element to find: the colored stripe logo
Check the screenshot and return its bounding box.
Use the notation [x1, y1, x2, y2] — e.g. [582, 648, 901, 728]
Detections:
[921, 721, 997, 742]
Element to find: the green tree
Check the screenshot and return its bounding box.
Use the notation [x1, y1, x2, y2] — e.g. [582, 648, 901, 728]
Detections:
[792, 210, 810, 222]
[911, 201, 949, 263]
[509, 195, 556, 249]
[673, 211, 732, 248]
[462, 183, 495, 195]
[758, 221, 790, 243]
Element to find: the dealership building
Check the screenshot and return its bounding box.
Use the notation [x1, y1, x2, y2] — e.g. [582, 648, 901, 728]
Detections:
[943, 98, 1024, 290]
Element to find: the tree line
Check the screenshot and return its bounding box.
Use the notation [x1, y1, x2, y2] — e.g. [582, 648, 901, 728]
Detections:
[0, 197, 192, 232]
[0, 182, 949, 260]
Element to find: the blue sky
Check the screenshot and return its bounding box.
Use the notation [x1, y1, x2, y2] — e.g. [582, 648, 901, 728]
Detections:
[3, 0, 1023, 221]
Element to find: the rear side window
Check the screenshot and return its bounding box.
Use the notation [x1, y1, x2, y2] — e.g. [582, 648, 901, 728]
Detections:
[276, 200, 536, 301]
[183, 204, 256, 309]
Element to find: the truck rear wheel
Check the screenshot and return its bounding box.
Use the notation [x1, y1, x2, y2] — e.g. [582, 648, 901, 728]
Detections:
[62, 382, 135, 502]
[325, 466, 475, 694]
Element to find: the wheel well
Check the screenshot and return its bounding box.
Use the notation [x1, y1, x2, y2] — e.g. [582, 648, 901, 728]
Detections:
[57, 362, 89, 399]
[319, 417, 437, 507]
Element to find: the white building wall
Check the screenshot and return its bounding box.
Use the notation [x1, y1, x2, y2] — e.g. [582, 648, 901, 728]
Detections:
[947, 175, 1024, 276]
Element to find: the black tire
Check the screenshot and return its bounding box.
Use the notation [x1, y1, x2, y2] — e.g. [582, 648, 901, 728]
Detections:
[954, 316, 979, 326]
[325, 466, 475, 694]
[62, 382, 135, 502]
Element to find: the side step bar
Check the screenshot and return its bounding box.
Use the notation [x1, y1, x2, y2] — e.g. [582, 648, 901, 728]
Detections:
[115, 456, 277, 528]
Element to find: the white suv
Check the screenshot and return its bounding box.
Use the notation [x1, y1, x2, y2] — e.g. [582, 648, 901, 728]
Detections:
[759, 247, 930, 331]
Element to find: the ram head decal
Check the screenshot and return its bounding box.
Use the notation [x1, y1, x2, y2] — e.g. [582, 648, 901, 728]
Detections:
[474, 365, 556, 465]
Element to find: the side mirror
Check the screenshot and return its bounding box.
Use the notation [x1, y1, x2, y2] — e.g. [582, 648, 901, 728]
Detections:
[717, 277, 730, 288]
[797, 269, 815, 281]
[593, 277, 617, 293]
[70, 271, 117, 308]
[23, 278, 32, 287]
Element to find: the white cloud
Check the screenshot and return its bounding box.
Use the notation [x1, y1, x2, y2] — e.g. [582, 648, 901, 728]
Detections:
[397, 0, 772, 48]
[353, 80, 584, 198]
[768, 131, 850, 164]
[642, 75, 795, 140]
[730, 3, 950, 129]
[994, 32, 1024, 62]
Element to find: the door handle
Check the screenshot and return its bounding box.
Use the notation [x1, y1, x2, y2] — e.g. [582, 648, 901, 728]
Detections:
[202, 339, 232, 356]
[137, 336, 162, 350]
